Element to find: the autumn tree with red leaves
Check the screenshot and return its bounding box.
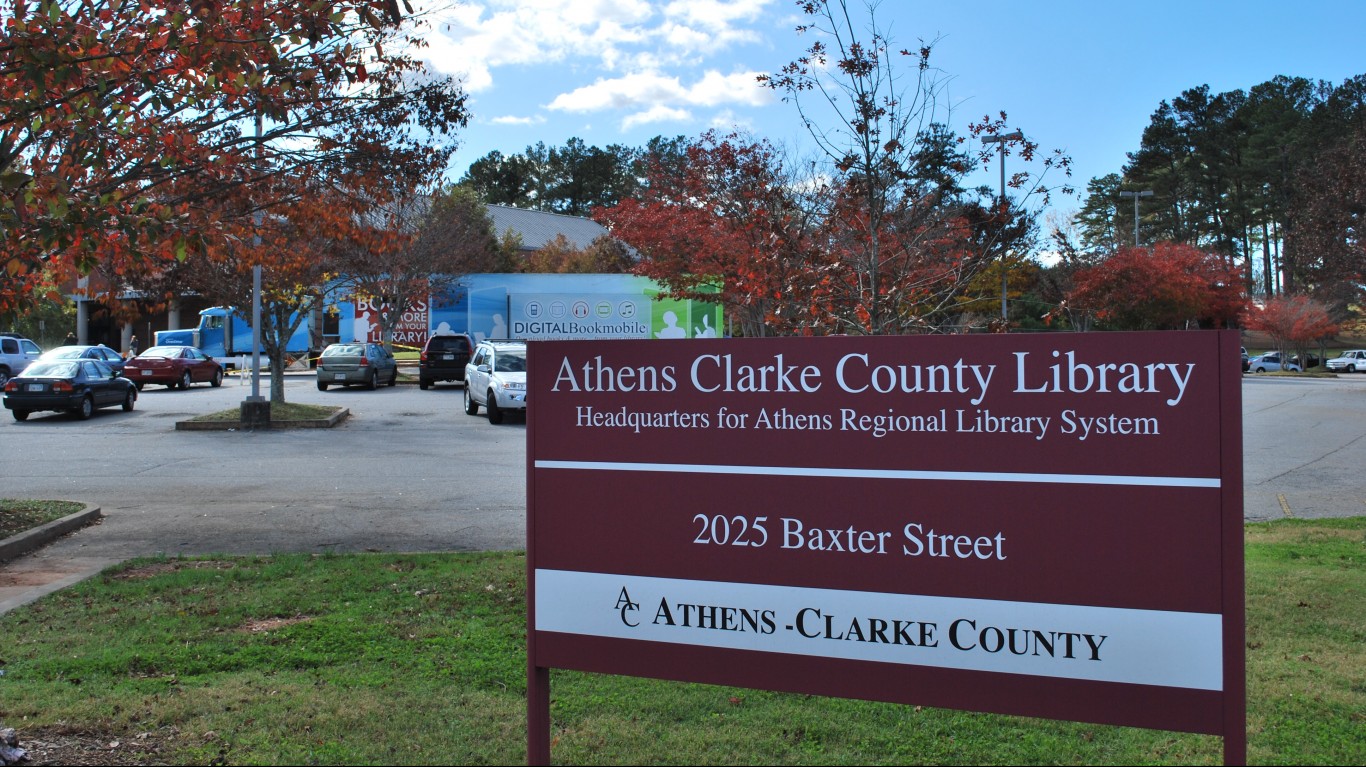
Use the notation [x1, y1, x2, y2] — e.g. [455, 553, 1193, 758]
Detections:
[596, 132, 825, 337]
[1066, 242, 1248, 330]
[1242, 295, 1340, 366]
[0, 0, 468, 317]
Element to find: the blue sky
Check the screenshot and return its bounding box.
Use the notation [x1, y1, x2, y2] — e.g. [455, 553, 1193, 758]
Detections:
[411, 0, 1366, 222]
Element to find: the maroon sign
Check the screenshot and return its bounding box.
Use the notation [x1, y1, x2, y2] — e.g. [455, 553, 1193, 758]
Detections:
[526, 331, 1244, 763]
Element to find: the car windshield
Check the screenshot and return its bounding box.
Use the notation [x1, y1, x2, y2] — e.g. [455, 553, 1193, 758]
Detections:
[140, 346, 182, 358]
[323, 345, 364, 357]
[22, 361, 79, 378]
[494, 349, 527, 373]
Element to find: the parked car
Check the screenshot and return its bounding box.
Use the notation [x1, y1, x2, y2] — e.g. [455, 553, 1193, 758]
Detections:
[316, 342, 398, 390]
[463, 340, 527, 424]
[1241, 347, 1250, 373]
[1325, 349, 1366, 373]
[123, 345, 225, 389]
[419, 332, 474, 390]
[1248, 352, 1302, 373]
[3, 359, 137, 421]
[1290, 352, 1320, 369]
[39, 344, 128, 375]
[0, 332, 43, 386]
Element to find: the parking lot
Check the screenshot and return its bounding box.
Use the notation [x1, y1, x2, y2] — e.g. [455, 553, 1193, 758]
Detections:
[2, 369, 1364, 607]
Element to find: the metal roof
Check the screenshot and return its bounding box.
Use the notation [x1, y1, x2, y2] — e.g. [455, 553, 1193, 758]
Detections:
[486, 204, 611, 251]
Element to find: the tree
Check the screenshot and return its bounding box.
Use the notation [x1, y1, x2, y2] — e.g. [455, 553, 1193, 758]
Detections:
[459, 138, 644, 214]
[335, 184, 507, 353]
[0, 1, 468, 315]
[596, 131, 824, 337]
[1067, 242, 1247, 330]
[1283, 125, 1366, 313]
[1242, 295, 1340, 365]
[519, 235, 634, 274]
[759, 0, 1069, 334]
[461, 151, 540, 208]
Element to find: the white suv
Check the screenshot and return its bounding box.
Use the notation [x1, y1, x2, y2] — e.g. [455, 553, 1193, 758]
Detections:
[463, 340, 527, 424]
[0, 333, 43, 386]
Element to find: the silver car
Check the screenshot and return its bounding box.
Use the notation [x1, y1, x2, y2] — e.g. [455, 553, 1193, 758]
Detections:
[1325, 350, 1365, 373]
[463, 340, 527, 424]
[0, 333, 43, 386]
[316, 342, 398, 390]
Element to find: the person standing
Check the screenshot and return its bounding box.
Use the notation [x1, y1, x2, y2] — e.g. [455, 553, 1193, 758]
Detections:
[129, 335, 139, 357]
[64, 331, 77, 345]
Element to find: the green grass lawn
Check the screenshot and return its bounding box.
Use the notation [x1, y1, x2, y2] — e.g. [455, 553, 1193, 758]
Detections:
[0, 518, 1362, 765]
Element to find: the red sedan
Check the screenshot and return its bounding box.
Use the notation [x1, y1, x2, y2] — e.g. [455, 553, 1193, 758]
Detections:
[123, 345, 224, 390]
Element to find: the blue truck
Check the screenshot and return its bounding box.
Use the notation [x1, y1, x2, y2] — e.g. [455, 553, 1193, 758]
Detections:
[153, 306, 335, 369]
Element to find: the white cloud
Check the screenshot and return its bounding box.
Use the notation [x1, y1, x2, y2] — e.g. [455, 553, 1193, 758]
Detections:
[416, 0, 775, 89]
[547, 70, 769, 114]
[489, 114, 547, 126]
[623, 105, 693, 130]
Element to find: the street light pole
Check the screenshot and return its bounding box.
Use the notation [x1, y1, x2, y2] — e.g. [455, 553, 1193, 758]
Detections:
[981, 130, 1023, 325]
[1118, 189, 1154, 247]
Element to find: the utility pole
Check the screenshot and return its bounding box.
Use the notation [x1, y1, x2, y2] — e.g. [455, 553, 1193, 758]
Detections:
[982, 130, 1023, 325]
[1118, 189, 1154, 247]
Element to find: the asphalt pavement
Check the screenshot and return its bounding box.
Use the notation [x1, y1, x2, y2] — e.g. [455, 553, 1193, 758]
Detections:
[2, 370, 1364, 613]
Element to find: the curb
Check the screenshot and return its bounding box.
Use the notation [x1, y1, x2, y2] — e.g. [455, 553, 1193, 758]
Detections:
[0, 503, 102, 563]
[175, 407, 350, 431]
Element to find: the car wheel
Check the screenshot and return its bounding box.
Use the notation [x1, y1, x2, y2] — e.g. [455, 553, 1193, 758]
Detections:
[122, 389, 136, 412]
[12, 409, 29, 422]
[366, 370, 378, 391]
[211, 369, 223, 387]
[317, 380, 329, 391]
[464, 385, 479, 415]
[387, 370, 397, 387]
[487, 390, 503, 424]
[134, 381, 144, 391]
[179, 371, 192, 390]
[74, 395, 94, 420]
[420, 378, 431, 390]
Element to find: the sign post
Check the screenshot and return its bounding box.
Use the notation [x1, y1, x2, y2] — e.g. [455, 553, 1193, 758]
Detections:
[527, 331, 1244, 764]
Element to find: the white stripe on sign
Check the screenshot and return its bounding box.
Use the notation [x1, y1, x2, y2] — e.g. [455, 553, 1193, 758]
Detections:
[535, 569, 1224, 691]
[534, 460, 1221, 488]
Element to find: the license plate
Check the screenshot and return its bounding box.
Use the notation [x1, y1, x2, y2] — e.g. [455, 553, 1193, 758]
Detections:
[26, 383, 43, 392]
[141, 370, 152, 376]
[441, 353, 453, 360]
[335, 373, 347, 380]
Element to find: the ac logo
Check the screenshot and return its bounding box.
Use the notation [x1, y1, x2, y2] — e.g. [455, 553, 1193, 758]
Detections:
[615, 587, 640, 627]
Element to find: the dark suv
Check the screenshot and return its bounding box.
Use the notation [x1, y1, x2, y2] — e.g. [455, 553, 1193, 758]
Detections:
[419, 332, 474, 389]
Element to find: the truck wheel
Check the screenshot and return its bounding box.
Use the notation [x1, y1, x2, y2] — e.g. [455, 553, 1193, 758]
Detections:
[487, 391, 503, 424]
[464, 386, 479, 415]
[179, 371, 192, 390]
[317, 381, 329, 391]
[211, 369, 223, 387]
[0, 368, 10, 386]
